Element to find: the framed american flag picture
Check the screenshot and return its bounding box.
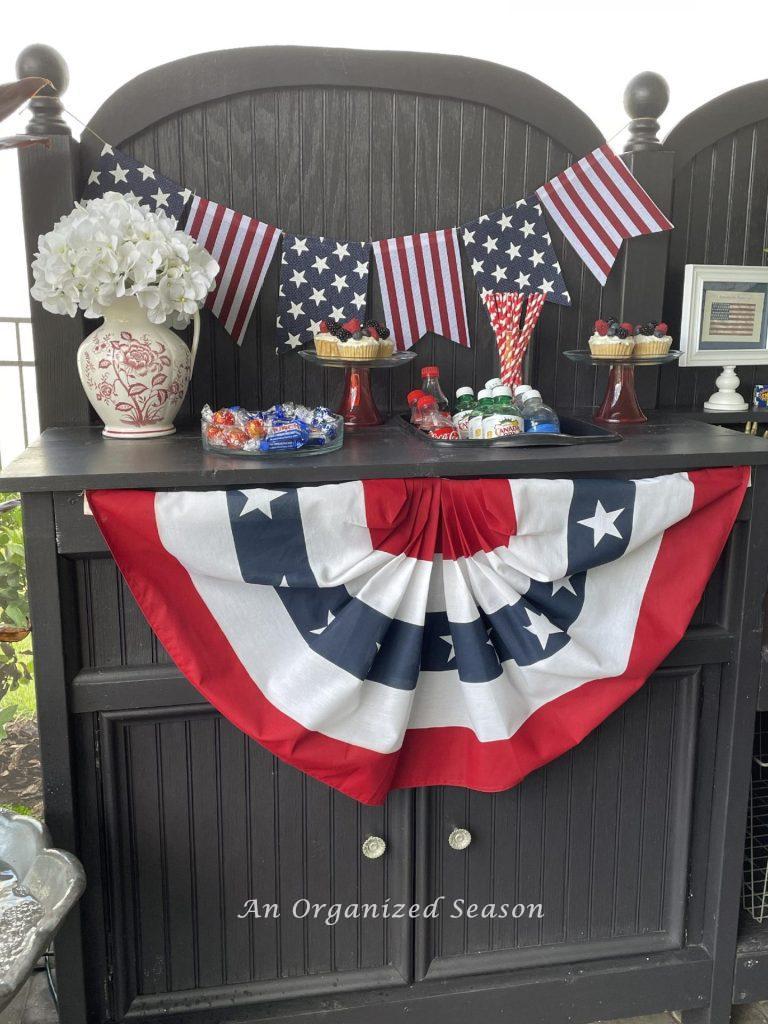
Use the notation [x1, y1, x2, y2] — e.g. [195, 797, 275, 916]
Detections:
[680, 264, 768, 367]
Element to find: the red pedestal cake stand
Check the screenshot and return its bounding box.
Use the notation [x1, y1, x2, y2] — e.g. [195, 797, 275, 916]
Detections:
[299, 349, 416, 428]
[563, 350, 681, 425]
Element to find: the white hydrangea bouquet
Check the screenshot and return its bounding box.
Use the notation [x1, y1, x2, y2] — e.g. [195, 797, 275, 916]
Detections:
[30, 192, 220, 439]
[31, 191, 218, 327]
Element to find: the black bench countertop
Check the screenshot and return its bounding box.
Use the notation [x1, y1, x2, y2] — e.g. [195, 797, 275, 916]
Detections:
[4, 413, 768, 492]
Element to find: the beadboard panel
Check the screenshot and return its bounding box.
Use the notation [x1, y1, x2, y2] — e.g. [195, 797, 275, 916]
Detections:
[662, 116, 768, 408]
[92, 705, 412, 1017]
[94, 86, 621, 421]
[416, 669, 700, 979]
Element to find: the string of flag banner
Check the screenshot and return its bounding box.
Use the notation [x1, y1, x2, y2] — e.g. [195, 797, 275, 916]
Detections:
[83, 140, 673, 365]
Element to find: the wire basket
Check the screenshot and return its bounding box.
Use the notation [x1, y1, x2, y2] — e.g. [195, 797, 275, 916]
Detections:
[744, 706, 768, 921]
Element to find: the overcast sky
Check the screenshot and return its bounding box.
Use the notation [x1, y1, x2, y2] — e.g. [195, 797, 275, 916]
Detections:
[3, 0, 767, 316]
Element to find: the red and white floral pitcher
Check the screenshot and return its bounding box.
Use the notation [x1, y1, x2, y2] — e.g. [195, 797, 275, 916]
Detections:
[77, 296, 200, 439]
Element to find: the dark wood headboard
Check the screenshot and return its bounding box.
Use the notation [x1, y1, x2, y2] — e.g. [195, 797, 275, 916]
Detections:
[662, 78, 768, 408]
[17, 45, 673, 429]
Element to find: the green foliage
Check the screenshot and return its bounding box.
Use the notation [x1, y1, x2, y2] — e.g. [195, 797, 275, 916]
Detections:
[0, 492, 34, 736]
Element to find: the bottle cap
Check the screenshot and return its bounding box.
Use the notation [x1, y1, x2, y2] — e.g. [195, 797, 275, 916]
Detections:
[485, 377, 503, 390]
[421, 365, 439, 377]
[525, 389, 542, 399]
[492, 385, 513, 397]
[476, 389, 491, 400]
[456, 386, 474, 398]
[407, 389, 425, 405]
[417, 394, 437, 408]
[514, 384, 532, 396]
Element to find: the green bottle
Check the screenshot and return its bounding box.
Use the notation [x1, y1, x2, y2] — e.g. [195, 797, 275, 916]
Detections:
[484, 385, 524, 438]
[468, 389, 494, 440]
[452, 387, 476, 438]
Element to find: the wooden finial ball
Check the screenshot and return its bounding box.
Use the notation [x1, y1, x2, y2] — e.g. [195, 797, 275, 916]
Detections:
[16, 43, 69, 95]
[623, 72, 669, 121]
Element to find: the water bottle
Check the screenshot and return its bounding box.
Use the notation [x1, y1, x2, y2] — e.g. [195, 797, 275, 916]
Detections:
[452, 387, 476, 438]
[512, 384, 532, 415]
[484, 385, 523, 437]
[420, 366, 450, 412]
[468, 389, 493, 439]
[521, 389, 560, 433]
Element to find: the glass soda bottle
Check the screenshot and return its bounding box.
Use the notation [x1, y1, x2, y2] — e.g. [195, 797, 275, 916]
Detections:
[452, 387, 475, 438]
[520, 389, 560, 433]
[416, 394, 454, 432]
[407, 388, 425, 425]
[421, 366, 450, 412]
[484, 385, 524, 437]
[468, 389, 493, 439]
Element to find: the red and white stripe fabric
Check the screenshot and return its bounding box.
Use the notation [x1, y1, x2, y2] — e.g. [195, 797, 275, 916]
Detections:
[184, 196, 281, 345]
[372, 229, 470, 350]
[536, 145, 673, 286]
[88, 468, 746, 805]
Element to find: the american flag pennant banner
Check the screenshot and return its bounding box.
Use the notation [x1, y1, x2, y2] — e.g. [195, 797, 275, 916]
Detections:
[275, 235, 371, 353]
[82, 143, 192, 222]
[462, 197, 571, 306]
[372, 229, 470, 350]
[185, 196, 281, 346]
[88, 467, 747, 805]
[536, 144, 674, 286]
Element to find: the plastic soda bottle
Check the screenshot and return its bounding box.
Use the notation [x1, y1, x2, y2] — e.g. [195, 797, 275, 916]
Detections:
[485, 377, 503, 392]
[407, 389, 425, 425]
[468, 389, 494, 439]
[420, 366, 450, 412]
[520, 390, 561, 433]
[484, 385, 524, 437]
[416, 394, 454, 432]
[452, 387, 476, 438]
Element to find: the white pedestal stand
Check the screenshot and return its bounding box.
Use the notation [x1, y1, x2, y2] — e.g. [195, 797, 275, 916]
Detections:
[703, 365, 748, 412]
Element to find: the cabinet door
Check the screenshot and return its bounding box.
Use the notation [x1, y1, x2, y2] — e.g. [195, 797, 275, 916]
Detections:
[95, 705, 412, 1019]
[414, 670, 699, 980]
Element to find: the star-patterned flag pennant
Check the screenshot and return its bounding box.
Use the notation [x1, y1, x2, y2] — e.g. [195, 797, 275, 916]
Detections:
[185, 196, 281, 346]
[82, 144, 192, 221]
[275, 235, 371, 353]
[461, 197, 571, 306]
[372, 229, 470, 351]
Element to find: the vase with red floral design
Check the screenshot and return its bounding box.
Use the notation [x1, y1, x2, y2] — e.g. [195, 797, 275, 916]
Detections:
[76, 296, 201, 438]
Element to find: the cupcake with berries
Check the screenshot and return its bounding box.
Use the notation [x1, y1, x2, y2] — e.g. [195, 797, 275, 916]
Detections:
[313, 319, 341, 358]
[335, 318, 381, 360]
[364, 318, 394, 357]
[588, 317, 635, 358]
[633, 320, 672, 357]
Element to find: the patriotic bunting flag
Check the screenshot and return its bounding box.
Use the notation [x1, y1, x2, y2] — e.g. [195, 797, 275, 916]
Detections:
[461, 196, 571, 306]
[275, 235, 371, 353]
[82, 144, 191, 222]
[185, 196, 281, 346]
[372, 229, 469, 351]
[81, 138, 674, 351]
[88, 467, 746, 805]
[536, 144, 674, 286]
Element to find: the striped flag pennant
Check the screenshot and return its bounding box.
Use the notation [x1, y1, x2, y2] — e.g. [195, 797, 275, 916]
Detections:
[536, 144, 673, 286]
[184, 196, 281, 346]
[87, 467, 747, 805]
[372, 228, 470, 350]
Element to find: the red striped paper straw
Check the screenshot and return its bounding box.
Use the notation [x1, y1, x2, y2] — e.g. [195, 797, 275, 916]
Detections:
[508, 292, 545, 386]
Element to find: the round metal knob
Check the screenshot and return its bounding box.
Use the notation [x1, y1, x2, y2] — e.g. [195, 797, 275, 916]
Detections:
[448, 828, 472, 851]
[362, 836, 386, 859]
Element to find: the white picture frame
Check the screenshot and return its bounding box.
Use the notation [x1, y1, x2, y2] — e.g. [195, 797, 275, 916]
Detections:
[680, 264, 768, 367]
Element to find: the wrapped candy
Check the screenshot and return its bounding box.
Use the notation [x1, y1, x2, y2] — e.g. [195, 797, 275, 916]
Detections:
[201, 403, 340, 454]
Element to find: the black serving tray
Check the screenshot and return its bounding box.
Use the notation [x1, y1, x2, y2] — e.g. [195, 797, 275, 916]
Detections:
[397, 414, 622, 447]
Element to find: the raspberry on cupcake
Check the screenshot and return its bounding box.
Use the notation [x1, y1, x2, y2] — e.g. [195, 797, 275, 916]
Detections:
[588, 317, 635, 358]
